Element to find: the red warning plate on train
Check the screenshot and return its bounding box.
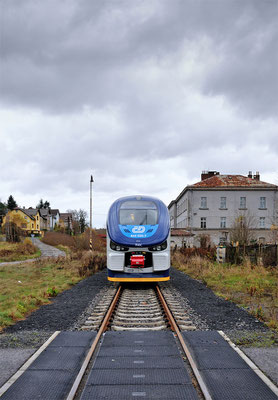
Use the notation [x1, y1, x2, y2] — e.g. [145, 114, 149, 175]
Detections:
[130, 255, 145, 267]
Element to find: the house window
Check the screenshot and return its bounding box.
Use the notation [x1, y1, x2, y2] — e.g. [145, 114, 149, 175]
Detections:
[220, 197, 226, 209]
[201, 197, 207, 208]
[37, 224, 39, 229]
[200, 217, 206, 228]
[220, 217, 226, 228]
[37, 216, 39, 220]
[259, 217, 265, 228]
[21, 223, 27, 228]
[32, 223, 34, 228]
[240, 197, 246, 208]
[260, 197, 266, 209]
[200, 197, 207, 209]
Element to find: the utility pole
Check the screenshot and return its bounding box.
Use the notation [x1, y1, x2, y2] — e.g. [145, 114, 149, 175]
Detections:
[90, 175, 94, 251]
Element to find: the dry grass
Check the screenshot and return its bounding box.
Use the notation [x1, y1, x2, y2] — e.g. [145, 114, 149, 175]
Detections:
[42, 230, 105, 253]
[0, 239, 41, 262]
[172, 251, 278, 331]
[0, 251, 106, 331]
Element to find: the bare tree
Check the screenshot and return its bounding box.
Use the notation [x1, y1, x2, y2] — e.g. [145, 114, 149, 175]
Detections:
[270, 223, 278, 244]
[230, 212, 255, 245]
[196, 233, 211, 249]
[67, 209, 88, 234]
[78, 209, 87, 233]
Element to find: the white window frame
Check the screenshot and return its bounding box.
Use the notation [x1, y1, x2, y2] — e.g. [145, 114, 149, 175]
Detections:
[200, 197, 207, 209]
[259, 217, 265, 228]
[200, 217, 206, 229]
[220, 217, 226, 228]
[260, 197, 266, 209]
[220, 197, 227, 209]
[240, 197, 246, 209]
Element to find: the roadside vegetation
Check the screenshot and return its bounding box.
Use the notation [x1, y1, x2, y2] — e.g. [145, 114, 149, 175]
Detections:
[42, 229, 105, 252]
[172, 250, 278, 331]
[0, 249, 106, 331]
[0, 238, 41, 262]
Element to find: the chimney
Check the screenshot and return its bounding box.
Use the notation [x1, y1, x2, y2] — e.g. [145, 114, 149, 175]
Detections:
[201, 171, 220, 181]
[254, 171, 260, 181]
[248, 171, 252, 179]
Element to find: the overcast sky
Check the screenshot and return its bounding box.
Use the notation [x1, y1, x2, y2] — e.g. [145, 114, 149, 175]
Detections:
[0, 0, 277, 227]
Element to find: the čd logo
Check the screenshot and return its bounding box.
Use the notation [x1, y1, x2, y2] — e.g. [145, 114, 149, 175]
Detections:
[132, 226, 146, 234]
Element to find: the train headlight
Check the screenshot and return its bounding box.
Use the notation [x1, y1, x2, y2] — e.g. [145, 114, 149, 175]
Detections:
[148, 241, 167, 251]
[110, 241, 129, 251]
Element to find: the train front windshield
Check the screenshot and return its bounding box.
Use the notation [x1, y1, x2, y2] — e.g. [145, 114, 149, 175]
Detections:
[119, 200, 158, 225]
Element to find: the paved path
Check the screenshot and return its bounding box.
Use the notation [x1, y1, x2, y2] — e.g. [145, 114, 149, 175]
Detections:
[33, 238, 66, 258]
[0, 238, 66, 266]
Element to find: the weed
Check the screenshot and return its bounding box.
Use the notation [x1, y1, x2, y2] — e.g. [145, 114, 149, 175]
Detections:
[252, 306, 264, 320]
[46, 287, 58, 297]
[247, 286, 257, 296]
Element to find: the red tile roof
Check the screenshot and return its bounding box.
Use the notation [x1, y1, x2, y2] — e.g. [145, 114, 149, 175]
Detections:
[171, 229, 194, 236]
[191, 175, 277, 188]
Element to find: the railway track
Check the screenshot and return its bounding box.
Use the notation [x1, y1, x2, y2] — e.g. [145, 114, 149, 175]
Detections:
[67, 284, 211, 400]
[2, 283, 277, 400]
[80, 284, 197, 332]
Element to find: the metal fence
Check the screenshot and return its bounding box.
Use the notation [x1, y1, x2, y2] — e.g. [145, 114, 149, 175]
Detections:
[225, 244, 278, 266]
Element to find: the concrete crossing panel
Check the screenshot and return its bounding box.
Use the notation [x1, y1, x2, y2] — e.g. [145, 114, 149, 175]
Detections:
[0, 331, 96, 400]
[80, 384, 199, 400]
[182, 331, 278, 400]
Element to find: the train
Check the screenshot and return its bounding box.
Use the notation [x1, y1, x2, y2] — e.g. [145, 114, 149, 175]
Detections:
[106, 195, 170, 282]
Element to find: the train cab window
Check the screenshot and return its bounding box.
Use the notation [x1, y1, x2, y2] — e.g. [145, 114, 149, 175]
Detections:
[119, 201, 158, 225]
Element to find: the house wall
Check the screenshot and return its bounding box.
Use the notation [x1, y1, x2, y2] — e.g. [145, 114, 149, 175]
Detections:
[170, 188, 278, 245]
[3, 209, 41, 233]
[169, 203, 177, 228]
[50, 213, 60, 230]
[191, 189, 277, 230]
[170, 235, 194, 248]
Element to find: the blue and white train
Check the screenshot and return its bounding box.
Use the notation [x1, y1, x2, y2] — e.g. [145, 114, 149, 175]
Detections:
[106, 195, 170, 282]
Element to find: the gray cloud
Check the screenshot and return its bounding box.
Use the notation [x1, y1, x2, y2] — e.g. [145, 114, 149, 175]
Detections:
[0, 0, 277, 226]
[1, 0, 277, 117]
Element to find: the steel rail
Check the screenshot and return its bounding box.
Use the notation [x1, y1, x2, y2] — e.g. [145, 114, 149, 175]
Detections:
[66, 285, 122, 400]
[156, 285, 212, 400]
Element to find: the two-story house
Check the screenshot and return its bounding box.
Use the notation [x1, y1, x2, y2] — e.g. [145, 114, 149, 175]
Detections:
[3, 207, 41, 234]
[169, 171, 278, 245]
